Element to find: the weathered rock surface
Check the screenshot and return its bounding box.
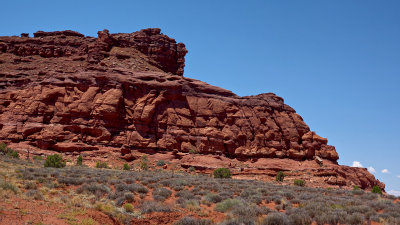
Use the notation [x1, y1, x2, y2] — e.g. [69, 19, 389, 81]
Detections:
[0, 29, 384, 190]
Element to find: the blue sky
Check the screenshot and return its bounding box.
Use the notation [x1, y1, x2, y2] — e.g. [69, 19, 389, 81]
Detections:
[1, 0, 399, 194]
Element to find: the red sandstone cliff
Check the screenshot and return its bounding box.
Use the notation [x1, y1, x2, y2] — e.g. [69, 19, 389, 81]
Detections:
[0, 29, 384, 190]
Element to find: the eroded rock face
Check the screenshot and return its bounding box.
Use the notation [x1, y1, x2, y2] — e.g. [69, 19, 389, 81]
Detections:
[0, 29, 384, 190]
[0, 71, 338, 161]
[0, 28, 187, 75]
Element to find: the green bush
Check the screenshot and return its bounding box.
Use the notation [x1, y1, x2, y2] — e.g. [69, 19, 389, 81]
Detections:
[0, 143, 19, 158]
[294, 179, 305, 187]
[123, 163, 130, 170]
[353, 185, 360, 190]
[96, 161, 109, 169]
[156, 160, 166, 166]
[276, 171, 285, 182]
[213, 168, 232, 178]
[7, 149, 19, 158]
[188, 166, 196, 172]
[123, 203, 134, 213]
[44, 154, 66, 168]
[371, 186, 382, 195]
[76, 155, 83, 166]
[0, 142, 6, 153]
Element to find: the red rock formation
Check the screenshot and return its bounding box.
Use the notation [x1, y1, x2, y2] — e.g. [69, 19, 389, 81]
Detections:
[0, 29, 384, 190]
[0, 28, 187, 75]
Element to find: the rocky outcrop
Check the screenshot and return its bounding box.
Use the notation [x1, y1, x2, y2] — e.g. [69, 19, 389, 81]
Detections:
[0, 28, 187, 75]
[0, 29, 384, 190]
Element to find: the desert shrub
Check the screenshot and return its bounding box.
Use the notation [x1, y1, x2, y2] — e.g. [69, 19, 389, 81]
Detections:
[271, 196, 282, 205]
[140, 201, 172, 213]
[128, 183, 148, 193]
[58, 177, 84, 186]
[24, 181, 38, 190]
[345, 205, 370, 214]
[123, 203, 134, 213]
[7, 149, 19, 158]
[0, 143, 19, 158]
[176, 190, 196, 199]
[218, 190, 233, 200]
[276, 171, 285, 182]
[304, 202, 329, 218]
[262, 212, 290, 225]
[188, 167, 196, 172]
[140, 155, 149, 170]
[33, 155, 44, 161]
[76, 155, 83, 166]
[123, 163, 130, 170]
[124, 178, 135, 184]
[115, 196, 126, 206]
[314, 210, 347, 225]
[0, 181, 18, 193]
[115, 183, 129, 192]
[294, 179, 305, 187]
[0, 143, 18, 158]
[240, 189, 259, 199]
[371, 186, 382, 195]
[156, 160, 166, 166]
[96, 161, 108, 169]
[204, 193, 223, 203]
[76, 183, 110, 195]
[26, 189, 44, 200]
[213, 168, 232, 179]
[287, 208, 312, 225]
[153, 187, 172, 201]
[352, 189, 364, 195]
[228, 203, 264, 223]
[219, 218, 254, 225]
[353, 185, 360, 190]
[364, 210, 378, 221]
[0, 142, 6, 153]
[281, 191, 295, 200]
[298, 192, 314, 201]
[215, 198, 242, 212]
[346, 213, 364, 225]
[183, 199, 201, 211]
[173, 217, 212, 225]
[368, 200, 389, 211]
[44, 154, 66, 168]
[124, 192, 134, 202]
[95, 203, 116, 217]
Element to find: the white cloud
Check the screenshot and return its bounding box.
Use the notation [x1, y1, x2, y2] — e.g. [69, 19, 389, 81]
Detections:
[367, 167, 376, 173]
[397, 175, 400, 179]
[352, 161, 363, 168]
[381, 169, 389, 174]
[387, 190, 400, 197]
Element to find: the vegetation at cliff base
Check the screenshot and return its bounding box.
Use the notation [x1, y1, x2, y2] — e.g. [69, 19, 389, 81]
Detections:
[213, 168, 232, 179]
[0, 154, 399, 225]
[44, 154, 66, 168]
